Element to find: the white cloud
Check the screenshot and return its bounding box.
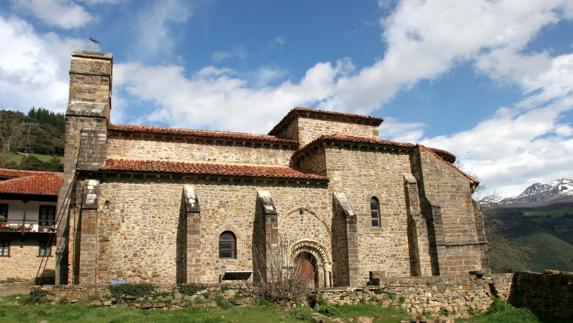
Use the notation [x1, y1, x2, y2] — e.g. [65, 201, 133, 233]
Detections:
[324, 0, 571, 112]
[422, 53, 573, 197]
[378, 117, 425, 143]
[211, 46, 247, 62]
[0, 15, 88, 112]
[267, 36, 286, 49]
[114, 59, 353, 132]
[11, 0, 93, 29]
[133, 0, 192, 60]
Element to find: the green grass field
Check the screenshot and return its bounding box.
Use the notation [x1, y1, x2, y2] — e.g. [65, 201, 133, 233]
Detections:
[523, 207, 573, 217]
[6, 152, 63, 164]
[0, 294, 556, 323]
[0, 295, 409, 323]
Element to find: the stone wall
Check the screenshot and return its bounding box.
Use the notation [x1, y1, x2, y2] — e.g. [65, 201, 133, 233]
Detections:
[297, 117, 379, 146]
[106, 137, 295, 166]
[508, 271, 573, 319]
[0, 238, 55, 282]
[414, 148, 487, 276]
[324, 146, 417, 284]
[90, 177, 331, 285]
[322, 274, 514, 319]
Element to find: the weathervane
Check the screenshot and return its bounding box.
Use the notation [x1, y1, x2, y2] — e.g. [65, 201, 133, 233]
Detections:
[89, 37, 100, 51]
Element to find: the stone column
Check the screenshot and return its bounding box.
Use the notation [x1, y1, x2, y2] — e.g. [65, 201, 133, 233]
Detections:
[404, 173, 433, 276]
[183, 186, 202, 283]
[333, 193, 361, 287]
[78, 180, 99, 285]
[257, 190, 279, 282]
[56, 51, 112, 285]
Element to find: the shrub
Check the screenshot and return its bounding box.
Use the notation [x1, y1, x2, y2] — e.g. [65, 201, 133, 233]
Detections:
[178, 284, 206, 296]
[215, 295, 232, 309]
[26, 290, 48, 304]
[291, 307, 313, 321]
[489, 297, 514, 313]
[252, 242, 311, 305]
[318, 304, 341, 317]
[109, 283, 155, 300]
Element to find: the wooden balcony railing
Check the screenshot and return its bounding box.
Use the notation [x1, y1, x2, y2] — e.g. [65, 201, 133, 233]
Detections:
[0, 219, 56, 234]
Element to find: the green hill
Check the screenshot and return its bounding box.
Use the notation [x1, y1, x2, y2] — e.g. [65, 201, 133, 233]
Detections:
[485, 203, 573, 273]
[0, 108, 64, 171]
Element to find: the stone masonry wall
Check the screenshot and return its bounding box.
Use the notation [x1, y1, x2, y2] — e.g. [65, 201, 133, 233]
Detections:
[107, 137, 295, 166]
[0, 238, 55, 282]
[93, 177, 331, 285]
[508, 271, 573, 319]
[297, 117, 379, 146]
[324, 147, 416, 284]
[415, 148, 487, 276]
[321, 274, 513, 319]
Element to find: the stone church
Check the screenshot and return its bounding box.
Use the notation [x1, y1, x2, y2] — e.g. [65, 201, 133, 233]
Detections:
[55, 51, 488, 287]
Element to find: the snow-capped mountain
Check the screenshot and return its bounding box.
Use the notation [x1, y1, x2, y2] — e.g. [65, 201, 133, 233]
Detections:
[480, 178, 573, 208]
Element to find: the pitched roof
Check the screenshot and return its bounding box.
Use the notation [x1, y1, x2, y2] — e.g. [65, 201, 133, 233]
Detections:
[109, 124, 298, 147]
[0, 168, 63, 196]
[103, 159, 327, 182]
[292, 134, 456, 163]
[268, 107, 384, 136]
[419, 146, 479, 185]
[291, 134, 476, 185]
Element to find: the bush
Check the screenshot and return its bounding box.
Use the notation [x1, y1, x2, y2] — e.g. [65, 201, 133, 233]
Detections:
[489, 297, 514, 313]
[109, 283, 155, 300]
[177, 284, 206, 296]
[291, 307, 313, 321]
[26, 290, 48, 304]
[215, 295, 232, 309]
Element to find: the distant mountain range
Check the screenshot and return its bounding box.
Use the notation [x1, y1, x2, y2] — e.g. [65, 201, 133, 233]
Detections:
[480, 178, 573, 208]
[479, 178, 573, 273]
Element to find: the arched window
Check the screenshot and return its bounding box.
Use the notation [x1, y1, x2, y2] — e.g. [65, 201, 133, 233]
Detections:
[219, 231, 237, 259]
[370, 197, 380, 227]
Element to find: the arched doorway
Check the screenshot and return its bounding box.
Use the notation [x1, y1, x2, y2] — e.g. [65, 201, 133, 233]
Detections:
[294, 251, 318, 288]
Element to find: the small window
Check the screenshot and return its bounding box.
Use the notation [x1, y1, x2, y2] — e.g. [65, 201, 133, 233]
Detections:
[370, 197, 380, 227]
[0, 204, 7, 223]
[0, 241, 10, 257]
[219, 231, 236, 259]
[39, 240, 51, 257]
[39, 205, 56, 227]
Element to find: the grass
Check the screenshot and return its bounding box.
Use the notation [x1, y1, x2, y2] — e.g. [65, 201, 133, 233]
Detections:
[457, 298, 571, 323]
[523, 207, 573, 217]
[0, 295, 409, 323]
[6, 152, 63, 164]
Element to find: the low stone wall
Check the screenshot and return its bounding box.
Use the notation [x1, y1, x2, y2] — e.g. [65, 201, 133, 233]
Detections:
[508, 271, 573, 319]
[321, 274, 513, 319]
[25, 271, 571, 320]
[31, 284, 255, 309]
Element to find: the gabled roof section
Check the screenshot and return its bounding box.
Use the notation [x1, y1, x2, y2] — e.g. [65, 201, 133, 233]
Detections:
[109, 124, 298, 147]
[292, 134, 456, 163]
[291, 134, 475, 184]
[291, 134, 416, 161]
[268, 107, 384, 136]
[419, 146, 479, 185]
[0, 168, 63, 196]
[103, 159, 327, 182]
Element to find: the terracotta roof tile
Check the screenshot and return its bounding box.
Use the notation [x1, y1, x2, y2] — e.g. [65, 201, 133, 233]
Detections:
[420, 146, 479, 185]
[0, 169, 63, 196]
[109, 124, 298, 146]
[269, 107, 384, 136]
[291, 134, 475, 184]
[292, 134, 456, 163]
[103, 159, 327, 182]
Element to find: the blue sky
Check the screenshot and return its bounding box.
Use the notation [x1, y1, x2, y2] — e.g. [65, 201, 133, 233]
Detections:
[0, 0, 572, 197]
